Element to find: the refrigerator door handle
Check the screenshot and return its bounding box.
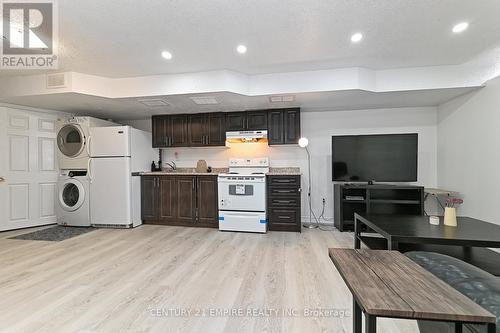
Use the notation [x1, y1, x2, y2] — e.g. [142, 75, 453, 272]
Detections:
[88, 158, 93, 183]
[86, 135, 92, 157]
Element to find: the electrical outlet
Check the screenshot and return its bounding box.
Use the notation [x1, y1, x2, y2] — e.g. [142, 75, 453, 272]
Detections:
[322, 198, 326, 204]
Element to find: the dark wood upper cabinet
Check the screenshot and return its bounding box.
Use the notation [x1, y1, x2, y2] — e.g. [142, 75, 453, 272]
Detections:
[152, 115, 188, 147]
[169, 115, 189, 147]
[267, 110, 285, 145]
[246, 110, 268, 130]
[196, 176, 218, 227]
[188, 112, 226, 147]
[268, 108, 301, 145]
[188, 113, 206, 147]
[226, 110, 267, 131]
[152, 115, 168, 148]
[225, 112, 247, 131]
[206, 112, 226, 146]
[284, 108, 301, 144]
[152, 108, 299, 147]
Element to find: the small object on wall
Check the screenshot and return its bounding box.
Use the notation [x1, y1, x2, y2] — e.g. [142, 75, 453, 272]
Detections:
[429, 216, 440, 225]
[443, 197, 463, 227]
[196, 160, 208, 173]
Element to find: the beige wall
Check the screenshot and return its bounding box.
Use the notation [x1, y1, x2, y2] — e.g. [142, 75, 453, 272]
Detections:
[438, 76, 500, 224]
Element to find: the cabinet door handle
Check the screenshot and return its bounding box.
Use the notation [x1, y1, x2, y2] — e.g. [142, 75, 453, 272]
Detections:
[278, 215, 291, 219]
[275, 200, 292, 204]
[275, 179, 293, 183]
[275, 190, 294, 193]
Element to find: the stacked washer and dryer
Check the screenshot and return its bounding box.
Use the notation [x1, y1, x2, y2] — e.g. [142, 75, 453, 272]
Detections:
[56, 116, 115, 227]
[56, 117, 156, 228]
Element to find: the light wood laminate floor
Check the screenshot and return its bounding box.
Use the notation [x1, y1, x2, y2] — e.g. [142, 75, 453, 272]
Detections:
[0, 225, 418, 333]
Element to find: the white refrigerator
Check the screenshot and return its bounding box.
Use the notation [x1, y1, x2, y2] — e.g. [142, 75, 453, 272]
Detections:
[89, 126, 156, 228]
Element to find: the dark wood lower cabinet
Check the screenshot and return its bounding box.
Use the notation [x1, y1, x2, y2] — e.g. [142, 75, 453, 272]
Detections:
[141, 175, 218, 228]
[142, 174, 302, 232]
[141, 176, 158, 220]
[159, 176, 176, 223]
[268, 208, 301, 232]
[175, 176, 196, 225]
[195, 176, 218, 227]
[267, 175, 302, 232]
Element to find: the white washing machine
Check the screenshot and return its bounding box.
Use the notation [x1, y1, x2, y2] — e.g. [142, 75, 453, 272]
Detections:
[56, 170, 91, 226]
[57, 116, 116, 170]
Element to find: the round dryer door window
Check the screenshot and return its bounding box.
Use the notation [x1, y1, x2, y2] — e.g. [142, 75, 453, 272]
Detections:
[59, 180, 85, 212]
[57, 124, 85, 157]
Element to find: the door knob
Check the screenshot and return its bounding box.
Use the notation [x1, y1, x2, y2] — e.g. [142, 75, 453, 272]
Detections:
[0, 176, 5, 182]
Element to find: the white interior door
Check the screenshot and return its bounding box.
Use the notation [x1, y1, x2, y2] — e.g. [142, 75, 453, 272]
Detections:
[0, 107, 60, 231]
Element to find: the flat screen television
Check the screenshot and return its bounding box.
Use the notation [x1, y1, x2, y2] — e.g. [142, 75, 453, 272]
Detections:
[332, 133, 418, 182]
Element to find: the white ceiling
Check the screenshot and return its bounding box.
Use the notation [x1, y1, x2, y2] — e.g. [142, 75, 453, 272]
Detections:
[0, 88, 478, 120]
[2, 0, 500, 78]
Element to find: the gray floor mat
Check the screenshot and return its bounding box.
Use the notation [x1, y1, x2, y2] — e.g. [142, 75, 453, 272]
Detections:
[9, 226, 95, 241]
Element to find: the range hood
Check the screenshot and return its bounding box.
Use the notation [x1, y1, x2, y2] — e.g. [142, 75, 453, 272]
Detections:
[225, 130, 268, 144]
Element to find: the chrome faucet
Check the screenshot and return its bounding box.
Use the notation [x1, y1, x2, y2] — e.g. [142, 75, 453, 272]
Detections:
[165, 161, 177, 171]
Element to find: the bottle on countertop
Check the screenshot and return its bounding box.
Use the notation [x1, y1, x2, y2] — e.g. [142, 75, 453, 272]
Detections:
[151, 161, 157, 172]
[158, 149, 162, 171]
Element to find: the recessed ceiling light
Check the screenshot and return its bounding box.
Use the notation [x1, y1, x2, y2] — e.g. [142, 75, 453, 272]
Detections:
[190, 96, 219, 105]
[236, 44, 247, 54]
[161, 51, 173, 60]
[452, 22, 469, 33]
[351, 33, 363, 43]
[269, 95, 295, 103]
[137, 98, 170, 107]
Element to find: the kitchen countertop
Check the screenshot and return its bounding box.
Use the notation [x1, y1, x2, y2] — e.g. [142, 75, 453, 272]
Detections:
[141, 167, 301, 176]
[267, 167, 302, 176]
[141, 171, 220, 176]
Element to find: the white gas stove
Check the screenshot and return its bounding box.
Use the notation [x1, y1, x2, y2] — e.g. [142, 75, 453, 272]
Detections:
[218, 158, 269, 233]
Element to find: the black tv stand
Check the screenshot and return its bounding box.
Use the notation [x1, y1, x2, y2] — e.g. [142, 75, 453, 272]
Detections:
[334, 183, 424, 232]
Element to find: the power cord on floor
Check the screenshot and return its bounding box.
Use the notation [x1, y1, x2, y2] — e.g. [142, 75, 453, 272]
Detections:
[307, 197, 336, 231]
